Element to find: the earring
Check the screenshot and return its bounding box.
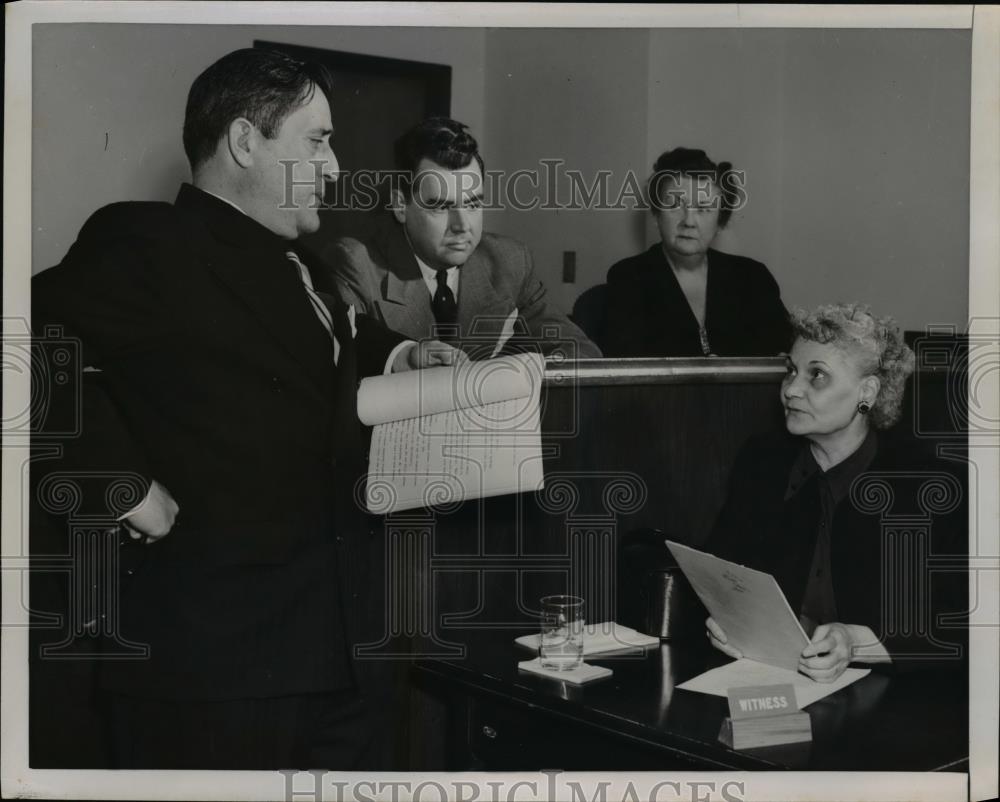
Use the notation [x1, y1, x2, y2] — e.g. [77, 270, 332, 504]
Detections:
[858, 401, 872, 415]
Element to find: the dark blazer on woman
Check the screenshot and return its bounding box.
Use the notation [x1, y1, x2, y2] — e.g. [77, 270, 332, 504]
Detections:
[706, 430, 968, 669]
[599, 245, 791, 357]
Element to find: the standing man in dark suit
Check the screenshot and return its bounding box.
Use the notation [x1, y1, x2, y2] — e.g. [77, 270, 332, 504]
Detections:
[330, 117, 602, 360]
[31, 48, 459, 770]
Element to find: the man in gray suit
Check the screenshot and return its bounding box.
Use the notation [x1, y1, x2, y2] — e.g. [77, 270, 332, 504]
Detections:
[331, 117, 602, 360]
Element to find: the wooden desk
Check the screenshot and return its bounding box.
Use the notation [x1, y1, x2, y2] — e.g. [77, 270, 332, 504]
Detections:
[412, 628, 969, 772]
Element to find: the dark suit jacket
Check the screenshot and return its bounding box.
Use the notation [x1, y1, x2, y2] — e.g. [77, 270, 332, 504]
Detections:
[328, 217, 602, 359]
[599, 245, 791, 357]
[706, 430, 968, 668]
[31, 184, 404, 700]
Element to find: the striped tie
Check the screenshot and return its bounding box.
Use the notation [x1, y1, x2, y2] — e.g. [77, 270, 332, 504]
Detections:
[287, 251, 339, 364]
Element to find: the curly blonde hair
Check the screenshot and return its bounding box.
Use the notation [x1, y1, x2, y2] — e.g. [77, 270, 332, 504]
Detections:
[790, 303, 915, 429]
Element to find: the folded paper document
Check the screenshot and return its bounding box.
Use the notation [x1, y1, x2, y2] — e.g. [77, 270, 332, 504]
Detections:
[665, 540, 870, 705]
[665, 541, 809, 672]
[679, 659, 869, 708]
[359, 352, 545, 514]
[516, 621, 659, 655]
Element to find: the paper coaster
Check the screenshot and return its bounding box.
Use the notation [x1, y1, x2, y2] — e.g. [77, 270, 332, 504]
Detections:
[518, 658, 613, 685]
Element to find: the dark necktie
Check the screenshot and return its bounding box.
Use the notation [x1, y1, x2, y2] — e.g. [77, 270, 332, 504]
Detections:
[431, 268, 458, 334]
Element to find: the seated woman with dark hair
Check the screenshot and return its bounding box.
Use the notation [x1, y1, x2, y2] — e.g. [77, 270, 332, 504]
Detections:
[599, 147, 791, 357]
[705, 303, 967, 682]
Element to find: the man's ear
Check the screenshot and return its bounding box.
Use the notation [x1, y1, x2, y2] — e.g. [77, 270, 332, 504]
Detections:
[391, 188, 407, 225]
[226, 118, 255, 168]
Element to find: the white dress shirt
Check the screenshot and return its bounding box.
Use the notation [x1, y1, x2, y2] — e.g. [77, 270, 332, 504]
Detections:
[416, 256, 460, 300]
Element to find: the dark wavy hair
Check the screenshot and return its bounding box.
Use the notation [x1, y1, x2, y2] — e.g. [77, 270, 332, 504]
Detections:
[182, 48, 335, 170]
[790, 303, 916, 430]
[646, 147, 738, 227]
[393, 117, 485, 198]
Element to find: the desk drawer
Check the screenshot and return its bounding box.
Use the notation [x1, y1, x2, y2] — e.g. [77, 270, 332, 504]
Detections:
[468, 697, 710, 771]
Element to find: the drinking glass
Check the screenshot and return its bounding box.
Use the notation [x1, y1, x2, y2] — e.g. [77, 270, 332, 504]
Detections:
[539, 594, 585, 671]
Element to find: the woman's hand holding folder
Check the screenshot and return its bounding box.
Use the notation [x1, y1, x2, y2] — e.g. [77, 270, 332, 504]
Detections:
[798, 623, 858, 681]
[709, 616, 890, 682]
[705, 616, 743, 660]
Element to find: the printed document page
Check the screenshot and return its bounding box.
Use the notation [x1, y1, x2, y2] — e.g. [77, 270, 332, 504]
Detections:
[360, 353, 545, 514]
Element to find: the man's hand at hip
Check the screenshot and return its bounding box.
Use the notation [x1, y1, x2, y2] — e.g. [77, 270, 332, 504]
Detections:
[123, 479, 179, 543]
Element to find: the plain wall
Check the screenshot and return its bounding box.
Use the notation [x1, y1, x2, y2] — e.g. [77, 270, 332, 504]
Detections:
[645, 28, 971, 331]
[483, 29, 650, 312]
[32, 23, 486, 273]
[32, 25, 970, 331]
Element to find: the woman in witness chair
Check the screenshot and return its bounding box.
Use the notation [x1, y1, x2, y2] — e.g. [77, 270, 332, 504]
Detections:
[705, 303, 966, 682]
[596, 147, 791, 357]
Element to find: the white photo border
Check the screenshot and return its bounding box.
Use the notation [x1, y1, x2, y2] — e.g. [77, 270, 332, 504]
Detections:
[3, 3, 997, 801]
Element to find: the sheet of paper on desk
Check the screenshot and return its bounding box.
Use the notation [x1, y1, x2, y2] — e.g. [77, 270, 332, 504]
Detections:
[678, 658, 870, 708]
[665, 541, 809, 673]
